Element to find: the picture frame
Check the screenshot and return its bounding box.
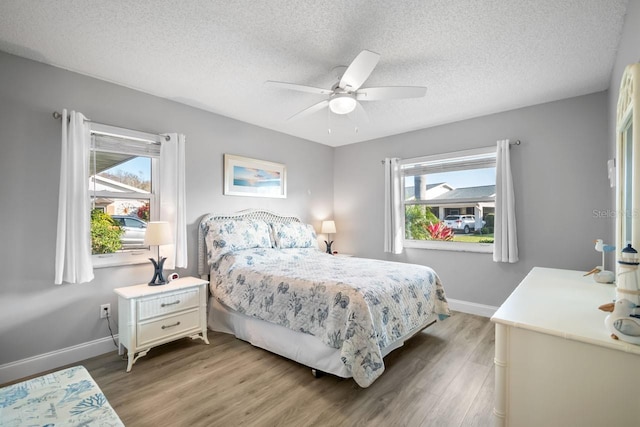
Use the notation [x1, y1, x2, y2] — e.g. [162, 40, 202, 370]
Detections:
[223, 154, 287, 198]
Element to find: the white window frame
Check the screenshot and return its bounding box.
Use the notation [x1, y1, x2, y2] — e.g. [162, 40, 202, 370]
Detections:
[89, 123, 163, 268]
[402, 146, 496, 254]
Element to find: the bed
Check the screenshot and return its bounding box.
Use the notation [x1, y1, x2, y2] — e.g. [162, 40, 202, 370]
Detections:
[197, 209, 450, 387]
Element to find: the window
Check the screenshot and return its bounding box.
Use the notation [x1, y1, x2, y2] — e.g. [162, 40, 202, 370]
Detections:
[55, 109, 187, 284]
[89, 126, 161, 267]
[402, 146, 496, 253]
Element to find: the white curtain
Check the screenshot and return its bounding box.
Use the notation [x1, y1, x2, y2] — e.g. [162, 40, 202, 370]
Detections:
[384, 157, 404, 254]
[494, 139, 519, 263]
[160, 133, 187, 269]
[54, 110, 94, 284]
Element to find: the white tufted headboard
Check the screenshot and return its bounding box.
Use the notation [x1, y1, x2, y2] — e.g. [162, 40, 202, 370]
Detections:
[197, 209, 302, 278]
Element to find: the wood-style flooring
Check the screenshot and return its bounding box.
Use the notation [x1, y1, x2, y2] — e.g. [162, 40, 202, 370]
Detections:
[12, 311, 496, 427]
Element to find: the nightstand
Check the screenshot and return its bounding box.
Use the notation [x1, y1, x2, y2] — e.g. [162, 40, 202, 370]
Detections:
[333, 253, 353, 257]
[114, 276, 209, 372]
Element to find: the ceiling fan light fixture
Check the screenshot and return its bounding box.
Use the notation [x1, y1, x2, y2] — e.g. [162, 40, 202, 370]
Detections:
[329, 93, 357, 115]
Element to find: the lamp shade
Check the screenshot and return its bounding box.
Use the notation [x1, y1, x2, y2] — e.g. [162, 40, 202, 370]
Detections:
[144, 221, 172, 246]
[321, 220, 336, 234]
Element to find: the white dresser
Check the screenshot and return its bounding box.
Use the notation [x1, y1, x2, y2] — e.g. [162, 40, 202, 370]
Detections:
[491, 267, 640, 427]
[114, 276, 209, 372]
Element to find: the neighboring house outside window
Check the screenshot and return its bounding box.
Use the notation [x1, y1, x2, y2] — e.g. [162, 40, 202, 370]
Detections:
[402, 147, 496, 253]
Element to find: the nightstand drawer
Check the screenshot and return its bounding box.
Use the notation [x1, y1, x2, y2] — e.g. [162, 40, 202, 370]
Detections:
[137, 288, 199, 320]
[137, 309, 201, 347]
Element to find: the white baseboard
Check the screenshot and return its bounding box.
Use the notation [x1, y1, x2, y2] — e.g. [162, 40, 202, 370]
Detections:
[447, 298, 498, 318]
[0, 335, 118, 385]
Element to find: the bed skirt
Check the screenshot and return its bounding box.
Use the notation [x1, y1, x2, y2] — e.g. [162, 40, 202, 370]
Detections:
[207, 295, 437, 379]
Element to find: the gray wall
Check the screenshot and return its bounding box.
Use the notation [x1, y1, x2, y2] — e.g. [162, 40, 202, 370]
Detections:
[333, 92, 612, 307]
[0, 51, 334, 365]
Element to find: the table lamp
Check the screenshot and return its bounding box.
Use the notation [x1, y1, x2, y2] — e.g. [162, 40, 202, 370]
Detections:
[321, 220, 336, 254]
[144, 221, 172, 286]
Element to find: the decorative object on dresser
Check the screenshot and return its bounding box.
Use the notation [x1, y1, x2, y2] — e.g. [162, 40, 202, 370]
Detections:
[223, 154, 286, 198]
[144, 221, 172, 286]
[491, 267, 640, 427]
[321, 220, 336, 254]
[114, 276, 209, 372]
[602, 244, 640, 344]
[584, 238, 615, 283]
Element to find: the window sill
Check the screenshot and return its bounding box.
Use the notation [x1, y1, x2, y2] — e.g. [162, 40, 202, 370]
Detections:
[403, 239, 494, 254]
[92, 250, 153, 268]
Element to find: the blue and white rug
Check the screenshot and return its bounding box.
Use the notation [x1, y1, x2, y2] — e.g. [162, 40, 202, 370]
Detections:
[0, 365, 124, 426]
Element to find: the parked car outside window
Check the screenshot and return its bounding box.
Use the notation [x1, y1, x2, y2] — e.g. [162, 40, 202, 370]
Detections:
[443, 215, 485, 234]
[111, 215, 147, 248]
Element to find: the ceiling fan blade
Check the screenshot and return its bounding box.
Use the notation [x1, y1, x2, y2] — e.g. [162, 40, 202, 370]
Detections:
[265, 80, 332, 95]
[356, 86, 427, 101]
[339, 50, 380, 91]
[350, 101, 370, 123]
[288, 100, 330, 121]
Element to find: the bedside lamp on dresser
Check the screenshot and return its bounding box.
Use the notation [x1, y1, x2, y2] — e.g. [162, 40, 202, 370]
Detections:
[144, 221, 172, 286]
[321, 220, 336, 254]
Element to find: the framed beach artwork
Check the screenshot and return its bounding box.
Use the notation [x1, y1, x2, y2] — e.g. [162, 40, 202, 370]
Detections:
[223, 154, 287, 198]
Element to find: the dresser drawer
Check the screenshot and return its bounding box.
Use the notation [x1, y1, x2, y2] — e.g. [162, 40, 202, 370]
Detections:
[137, 309, 201, 347]
[137, 288, 199, 320]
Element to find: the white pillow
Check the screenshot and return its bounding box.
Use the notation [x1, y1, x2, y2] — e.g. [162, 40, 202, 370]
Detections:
[271, 222, 319, 249]
[205, 219, 272, 263]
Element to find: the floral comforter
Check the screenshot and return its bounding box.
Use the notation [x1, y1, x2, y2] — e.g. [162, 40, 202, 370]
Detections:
[210, 248, 450, 387]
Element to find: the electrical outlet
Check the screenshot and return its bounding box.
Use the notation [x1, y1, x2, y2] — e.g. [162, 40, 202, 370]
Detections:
[100, 304, 111, 319]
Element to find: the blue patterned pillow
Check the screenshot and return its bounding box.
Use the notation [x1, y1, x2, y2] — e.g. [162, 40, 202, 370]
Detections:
[271, 222, 319, 249]
[205, 219, 272, 263]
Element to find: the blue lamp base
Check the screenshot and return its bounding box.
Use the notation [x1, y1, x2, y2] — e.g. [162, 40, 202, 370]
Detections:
[324, 240, 334, 254]
[148, 257, 167, 286]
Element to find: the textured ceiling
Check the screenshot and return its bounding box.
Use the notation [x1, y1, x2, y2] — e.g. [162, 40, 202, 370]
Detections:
[0, 0, 628, 147]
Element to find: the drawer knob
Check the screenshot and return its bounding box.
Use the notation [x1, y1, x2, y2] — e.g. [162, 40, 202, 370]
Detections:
[161, 321, 181, 330]
[161, 300, 180, 308]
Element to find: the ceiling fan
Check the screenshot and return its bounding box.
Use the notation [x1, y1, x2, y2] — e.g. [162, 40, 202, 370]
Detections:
[265, 50, 427, 121]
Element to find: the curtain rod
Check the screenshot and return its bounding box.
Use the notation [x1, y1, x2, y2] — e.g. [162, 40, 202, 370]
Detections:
[52, 111, 169, 142]
[380, 140, 521, 164]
